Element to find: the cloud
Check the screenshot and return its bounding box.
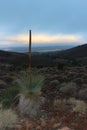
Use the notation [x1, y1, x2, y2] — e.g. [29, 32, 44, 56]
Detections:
[32, 34, 84, 43]
[0, 33, 84, 46]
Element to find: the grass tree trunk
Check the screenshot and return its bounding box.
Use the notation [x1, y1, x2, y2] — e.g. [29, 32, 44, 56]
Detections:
[18, 94, 45, 118]
[29, 29, 32, 87]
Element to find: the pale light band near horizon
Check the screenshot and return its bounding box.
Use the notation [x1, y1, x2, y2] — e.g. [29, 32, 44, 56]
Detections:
[0, 33, 85, 46]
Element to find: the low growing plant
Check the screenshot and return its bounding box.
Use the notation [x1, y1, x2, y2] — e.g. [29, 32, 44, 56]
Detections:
[16, 72, 45, 117]
[1, 85, 19, 108]
[16, 72, 44, 98]
[59, 82, 78, 95]
[68, 98, 87, 114]
[0, 108, 19, 129]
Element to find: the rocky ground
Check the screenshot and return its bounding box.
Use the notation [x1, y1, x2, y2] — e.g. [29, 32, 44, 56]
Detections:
[0, 66, 87, 130]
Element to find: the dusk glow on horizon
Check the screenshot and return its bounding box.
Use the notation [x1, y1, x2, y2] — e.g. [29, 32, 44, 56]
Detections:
[0, 33, 84, 46]
[0, 0, 87, 47]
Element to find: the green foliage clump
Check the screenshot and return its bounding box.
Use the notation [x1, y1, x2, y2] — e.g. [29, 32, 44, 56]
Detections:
[1, 86, 19, 108]
[0, 71, 44, 110]
[16, 72, 44, 99]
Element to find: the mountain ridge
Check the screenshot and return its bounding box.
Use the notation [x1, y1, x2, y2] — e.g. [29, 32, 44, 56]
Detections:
[0, 43, 87, 67]
[57, 43, 87, 59]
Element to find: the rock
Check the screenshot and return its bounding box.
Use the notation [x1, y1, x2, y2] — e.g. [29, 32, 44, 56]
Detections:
[15, 125, 23, 130]
[77, 89, 87, 100]
[53, 122, 61, 129]
[58, 126, 74, 130]
[40, 118, 47, 128]
[36, 125, 42, 130]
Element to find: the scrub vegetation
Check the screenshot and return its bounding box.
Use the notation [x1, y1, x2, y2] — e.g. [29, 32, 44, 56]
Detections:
[0, 44, 87, 130]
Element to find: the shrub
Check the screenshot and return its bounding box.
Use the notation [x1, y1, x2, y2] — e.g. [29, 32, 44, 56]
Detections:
[68, 98, 87, 114]
[16, 72, 45, 117]
[59, 82, 78, 95]
[16, 72, 44, 98]
[0, 108, 19, 129]
[53, 99, 72, 112]
[1, 86, 19, 108]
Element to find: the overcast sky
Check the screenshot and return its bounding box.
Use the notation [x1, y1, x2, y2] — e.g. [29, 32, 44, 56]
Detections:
[0, 0, 87, 46]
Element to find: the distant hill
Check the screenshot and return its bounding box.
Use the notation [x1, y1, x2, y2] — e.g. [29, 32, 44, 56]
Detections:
[57, 43, 87, 59]
[0, 50, 29, 67]
[0, 50, 54, 68]
[0, 43, 87, 68]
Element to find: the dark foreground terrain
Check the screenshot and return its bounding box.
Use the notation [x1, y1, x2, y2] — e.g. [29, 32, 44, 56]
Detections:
[0, 44, 87, 130]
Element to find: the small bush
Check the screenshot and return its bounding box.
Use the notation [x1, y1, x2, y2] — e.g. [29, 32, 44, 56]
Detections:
[53, 99, 72, 112]
[1, 86, 19, 108]
[68, 98, 87, 114]
[0, 109, 19, 129]
[59, 82, 78, 95]
[17, 72, 45, 117]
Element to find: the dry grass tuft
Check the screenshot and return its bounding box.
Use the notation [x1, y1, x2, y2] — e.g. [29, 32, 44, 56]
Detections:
[54, 98, 87, 114]
[0, 108, 19, 129]
[69, 98, 87, 114]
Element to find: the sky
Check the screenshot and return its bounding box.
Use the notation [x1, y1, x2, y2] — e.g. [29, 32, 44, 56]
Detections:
[0, 0, 87, 47]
